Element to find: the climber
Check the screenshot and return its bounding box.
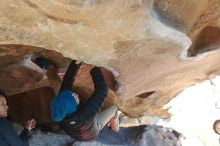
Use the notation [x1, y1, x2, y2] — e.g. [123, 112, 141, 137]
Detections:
[0, 90, 36, 146]
[32, 55, 120, 141]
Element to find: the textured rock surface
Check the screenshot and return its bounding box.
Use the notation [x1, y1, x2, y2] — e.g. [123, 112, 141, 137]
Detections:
[152, 0, 220, 56]
[0, 0, 220, 119]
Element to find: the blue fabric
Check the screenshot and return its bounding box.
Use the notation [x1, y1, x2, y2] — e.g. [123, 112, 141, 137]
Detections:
[0, 118, 28, 146]
[0, 137, 9, 146]
[51, 90, 77, 121]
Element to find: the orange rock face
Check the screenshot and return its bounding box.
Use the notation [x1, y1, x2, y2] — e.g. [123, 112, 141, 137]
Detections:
[0, 0, 220, 122]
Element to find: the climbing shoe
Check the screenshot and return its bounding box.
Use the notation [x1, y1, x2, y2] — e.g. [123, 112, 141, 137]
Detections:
[31, 53, 53, 70]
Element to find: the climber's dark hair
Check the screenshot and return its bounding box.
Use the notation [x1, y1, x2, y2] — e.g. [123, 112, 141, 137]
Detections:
[0, 89, 6, 97]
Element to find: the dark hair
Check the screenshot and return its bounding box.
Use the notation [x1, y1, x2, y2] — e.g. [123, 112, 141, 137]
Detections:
[213, 120, 220, 134]
[0, 89, 6, 97]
